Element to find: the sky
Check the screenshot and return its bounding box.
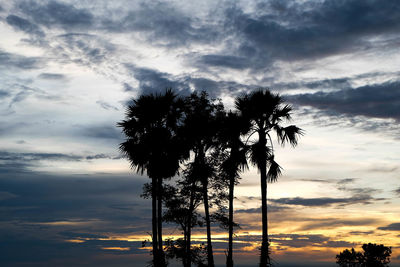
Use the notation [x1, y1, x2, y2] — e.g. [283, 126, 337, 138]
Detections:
[0, 0, 399, 266]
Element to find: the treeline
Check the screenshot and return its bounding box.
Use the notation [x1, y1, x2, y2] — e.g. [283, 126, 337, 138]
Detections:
[119, 89, 302, 267]
[336, 243, 392, 267]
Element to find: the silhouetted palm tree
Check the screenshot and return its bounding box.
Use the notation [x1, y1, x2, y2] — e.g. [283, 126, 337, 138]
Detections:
[118, 89, 186, 267]
[181, 91, 224, 267]
[218, 111, 250, 267]
[235, 89, 303, 267]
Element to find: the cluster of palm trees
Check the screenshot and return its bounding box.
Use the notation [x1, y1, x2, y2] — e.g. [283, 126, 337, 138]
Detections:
[119, 89, 302, 267]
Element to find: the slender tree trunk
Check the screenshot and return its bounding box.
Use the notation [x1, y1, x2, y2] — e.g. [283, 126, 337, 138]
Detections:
[157, 177, 165, 266]
[186, 180, 196, 267]
[227, 174, 234, 267]
[203, 180, 215, 267]
[183, 226, 189, 267]
[259, 132, 270, 267]
[152, 178, 159, 266]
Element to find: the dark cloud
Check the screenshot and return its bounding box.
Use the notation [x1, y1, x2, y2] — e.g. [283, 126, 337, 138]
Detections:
[0, 151, 119, 169]
[289, 81, 400, 121]
[0, 167, 151, 266]
[0, 170, 148, 224]
[0, 83, 62, 109]
[0, 151, 81, 162]
[125, 64, 253, 97]
[17, 1, 94, 29]
[55, 33, 115, 66]
[336, 179, 381, 196]
[58, 231, 108, 239]
[349, 231, 374, 235]
[299, 218, 378, 231]
[294, 105, 400, 140]
[125, 64, 190, 95]
[85, 153, 120, 160]
[378, 223, 400, 231]
[299, 178, 332, 183]
[273, 77, 352, 92]
[0, 90, 10, 98]
[337, 178, 356, 185]
[394, 187, 400, 196]
[96, 100, 119, 111]
[78, 124, 123, 140]
[122, 83, 134, 92]
[270, 234, 355, 248]
[0, 50, 43, 69]
[0, 234, 146, 266]
[102, 1, 218, 47]
[38, 73, 66, 80]
[189, 77, 253, 97]
[236, 204, 289, 213]
[6, 14, 45, 37]
[198, 55, 252, 70]
[365, 166, 398, 173]
[224, 0, 400, 64]
[269, 194, 380, 207]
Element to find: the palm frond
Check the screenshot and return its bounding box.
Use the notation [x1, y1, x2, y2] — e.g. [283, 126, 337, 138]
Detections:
[279, 125, 304, 147]
[267, 156, 282, 183]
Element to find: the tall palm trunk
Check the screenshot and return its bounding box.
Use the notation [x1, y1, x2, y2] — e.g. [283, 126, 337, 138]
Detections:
[259, 131, 270, 267]
[202, 179, 215, 267]
[227, 174, 235, 267]
[152, 178, 159, 266]
[157, 177, 165, 266]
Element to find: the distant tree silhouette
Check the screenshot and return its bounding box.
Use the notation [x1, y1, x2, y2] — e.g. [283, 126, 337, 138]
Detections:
[217, 111, 250, 267]
[336, 248, 362, 267]
[118, 89, 186, 266]
[180, 91, 224, 267]
[235, 89, 303, 267]
[336, 243, 392, 267]
[164, 238, 207, 267]
[163, 179, 203, 267]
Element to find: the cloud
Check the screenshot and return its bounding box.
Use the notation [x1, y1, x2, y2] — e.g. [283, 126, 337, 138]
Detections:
[125, 64, 254, 97]
[125, 64, 190, 95]
[349, 231, 374, 235]
[0, 90, 10, 98]
[0, 151, 120, 170]
[0, 50, 44, 69]
[377, 223, 400, 231]
[0, 191, 18, 201]
[269, 194, 379, 207]
[198, 55, 252, 70]
[270, 234, 355, 248]
[394, 187, 400, 196]
[6, 14, 45, 37]
[236, 204, 289, 213]
[77, 124, 123, 140]
[0, 151, 81, 162]
[101, 1, 218, 47]
[58, 231, 108, 239]
[17, 1, 94, 29]
[299, 218, 379, 231]
[224, 0, 400, 65]
[55, 33, 116, 66]
[294, 105, 400, 140]
[0, 170, 148, 225]
[38, 73, 66, 80]
[96, 100, 119, 111]
[288, 81, 400, 121]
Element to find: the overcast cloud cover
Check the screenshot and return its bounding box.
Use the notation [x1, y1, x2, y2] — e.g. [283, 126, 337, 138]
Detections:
[1, 0, 400, 266]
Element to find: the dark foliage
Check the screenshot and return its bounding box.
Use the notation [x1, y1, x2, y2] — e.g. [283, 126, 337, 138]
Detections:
[336, 243, 392, 267]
